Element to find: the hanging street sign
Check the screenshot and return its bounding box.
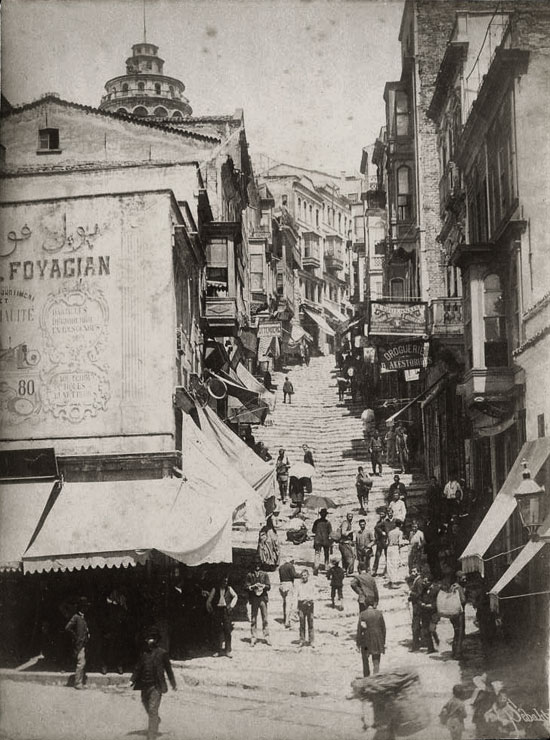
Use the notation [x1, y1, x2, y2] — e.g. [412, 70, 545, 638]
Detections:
[378, 339, 430, 373]
[257, 320, 282, 338]
[369, 301, 428, 336]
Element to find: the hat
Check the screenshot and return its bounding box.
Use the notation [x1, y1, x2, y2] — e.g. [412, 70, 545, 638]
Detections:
[146, 626, 161, 641]
[319, 508, 328, 515]
[78, 596, 90, 609]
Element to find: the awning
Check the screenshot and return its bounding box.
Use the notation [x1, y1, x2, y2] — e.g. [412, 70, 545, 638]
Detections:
[213, 370, 259, 405]
[302, 307, 335, 337]
[195, 404, 276, 503]
[235, 362, 276, 411]
[343, 317, 363, 334]
[182, 412, 264, 527]
[289, 325, 313, 344]
[488, 526, 549, 611]
[460, 437, 550, 575]
[0, 480, 59, 571]
[22, 440, 248, 573]
[257, 335, 279, 360]
[324, 303, 349, 324]
[386, 375, 447, 424]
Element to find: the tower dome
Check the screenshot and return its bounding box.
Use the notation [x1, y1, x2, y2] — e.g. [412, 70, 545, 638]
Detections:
[99, 42, 192, 119]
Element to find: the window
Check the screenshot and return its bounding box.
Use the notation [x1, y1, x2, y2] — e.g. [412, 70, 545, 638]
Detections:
[316, 209, 319, 227]
[309, 204, 313, 223]
[133, 106, 148, 116]
[297, 197, 301, 214]
[122, 83, 129, 93]
[116, 108, 128, 115]
[509, 252, 520, 351]
[395, 91, 409, 137]
[146, 62, 152, 70]
[282, 195, 288, 206]
[347, 193, 358, 202]
[155, 83, 161, 95]
[397, 166, 412, 221]
[463, 278, 473, 369]
[153, 107, 168, 117]
[483, 273, 507, 367]
[374, 241, 386, 255]
[38, 128, 60, 151]
[250, 254, 264, 291]
[338, 213, 342, 232]
[538, 414, 545, 438]
[390, 278, 405, 298]
[171, 110, 182, 118]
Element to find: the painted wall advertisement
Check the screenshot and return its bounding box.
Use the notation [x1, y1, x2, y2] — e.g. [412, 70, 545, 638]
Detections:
[369, 301, 428, 337]
[378, 340, 429, 373]
[0, 194, 173, 447]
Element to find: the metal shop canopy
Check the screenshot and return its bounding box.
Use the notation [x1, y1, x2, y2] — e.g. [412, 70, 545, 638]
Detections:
[0, 480, 59, 571]
[488, 513, 550, 611]
[182, 411, 264, 527]
[22, 449, 247, 574]
[195, 404, 277, 504]
[460, 437, 550, 575]
[302, 307, 335, 337]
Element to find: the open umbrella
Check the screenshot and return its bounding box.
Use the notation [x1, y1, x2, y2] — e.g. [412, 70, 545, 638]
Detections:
[289, 462, 315, 479]
[303, 494, 337, 510]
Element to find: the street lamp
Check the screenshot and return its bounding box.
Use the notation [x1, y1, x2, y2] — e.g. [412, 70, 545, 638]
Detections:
[514, 459, 546, 539]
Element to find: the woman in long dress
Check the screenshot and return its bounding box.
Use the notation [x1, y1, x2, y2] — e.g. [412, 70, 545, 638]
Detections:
[257, 513, 280, 571]
[386, 522, 407, 587]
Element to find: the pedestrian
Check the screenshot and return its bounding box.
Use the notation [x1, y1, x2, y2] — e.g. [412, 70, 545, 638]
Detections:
[408, 568, 424, 652]
[302, 444, 315, 467]
[424, 517, 442, 579]
[278, 556, 298, 628]
[484, 683, 518, 738]
[443, 474, 463, 522]
[350, 562, 379, 612]
[206, 575, 238, 658]
[426, 475, 443, 520]
[368, 429, 384, 476]
[131, 626, 177, 740]
[337, 376, 348, 402]
[388, 490, 407, 524]
[395, 423, 409, 473]
[244, 559, 271, 646]
[263, 369, 272, 391]
[312, 508, 332, 575]
[439, 684, 468, 740]
[338, 512, 355, 575]
[326, 557, 345, 609]
[356, 603, 386, 677]
[282, 376, 294, 404]
[355, 466, 372, 514]
[471, 673, 494, 739]
[407, 520, 425, 573]
[304, 344, 311, 366]
[436, 570, 466, 659]
[385, 425, 397, 468]
[275, 449, 290, 504]
[386, 520, 406, 587]
[65, 597, 90, 690]
[372, 509, 390, 576]
[419, 572, 438, 653]
[257, 511, 280, 570]
[355, 518, 374, 572]
[295, 569, 316, 647]
[388, 474, 407, 501]
[99, 589, 128, 675]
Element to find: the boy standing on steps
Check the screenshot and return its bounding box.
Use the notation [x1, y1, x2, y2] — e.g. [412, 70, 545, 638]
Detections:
[326, 558, 345, 609]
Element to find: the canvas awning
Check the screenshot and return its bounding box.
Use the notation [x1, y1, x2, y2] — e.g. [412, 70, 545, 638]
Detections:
[289, 325, 313, 344]
[182, 412, 264, 527]
[235, 362, 276, 412]
[343, 317, 363, 334]
[257, 335, 280, 360]
[460, 437, 550, 575]
[0, 480, 59, 571]
[385, 376, 447, 424]
[302, 307, 336, 337]
[324, 303, 349, 324]
[212, 370, 259, 405]
[488, 520, 550, 611]
[22, 436, 250, 574]
[195, 404, 276, 504]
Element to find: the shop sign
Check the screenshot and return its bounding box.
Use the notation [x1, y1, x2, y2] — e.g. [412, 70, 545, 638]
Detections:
[257, 320, 282, 338]
[379, 340, 429, 373]
[369, 301, 427, 336]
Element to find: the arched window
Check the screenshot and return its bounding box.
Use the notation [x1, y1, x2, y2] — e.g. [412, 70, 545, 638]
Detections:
[116, 108, 128, 116]
[390, 277, 405, 299]
[483, 273, 507, 367]
[133, 106, 149, 117]
[138, 82, 145, 92]
[122, 83, 129, 93]
[171, 110, 183, 118]
[338, 213, 342, 232]
[309, 204, 313, 223]
[397, 166, 412, 221]
[297, 197, 301, 214]
[153, 106, 168, 117]
[155, 83, 161, 95]
[395, 91, 409, 136]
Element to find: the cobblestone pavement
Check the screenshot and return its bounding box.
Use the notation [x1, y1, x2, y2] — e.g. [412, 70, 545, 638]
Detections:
[1, 356, 547, 740]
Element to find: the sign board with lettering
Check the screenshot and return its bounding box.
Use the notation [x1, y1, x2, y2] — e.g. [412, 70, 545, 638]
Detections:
[257, 320, 282, 338]
[378, 340, 429, 373]
[369, 301, 428, 337]
[0, 192, 176, 448]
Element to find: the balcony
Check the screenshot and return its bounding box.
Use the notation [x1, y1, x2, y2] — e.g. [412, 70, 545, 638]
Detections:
[302, 244, 321, 269]
[202, 297, 238, 335]
[438, 161, 464, 218]
[458, 367, 520, 412]
[429, 297, 464, 337]
[324, 248, 344, 272]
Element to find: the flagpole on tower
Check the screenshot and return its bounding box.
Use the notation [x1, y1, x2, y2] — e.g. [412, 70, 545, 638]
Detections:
[143, 0, 147, 42]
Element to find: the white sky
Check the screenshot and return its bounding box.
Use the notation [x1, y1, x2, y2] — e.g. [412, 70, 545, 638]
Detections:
[1, 0, 404, 173]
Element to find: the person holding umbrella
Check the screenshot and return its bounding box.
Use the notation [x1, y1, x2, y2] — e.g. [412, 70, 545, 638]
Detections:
[312, 508, 332, 575]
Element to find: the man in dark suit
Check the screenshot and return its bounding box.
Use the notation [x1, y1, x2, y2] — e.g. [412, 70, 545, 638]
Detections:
[65, 597, 90, 690]
[131, 626, 177, 740]
[244, 560, 271, 646]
